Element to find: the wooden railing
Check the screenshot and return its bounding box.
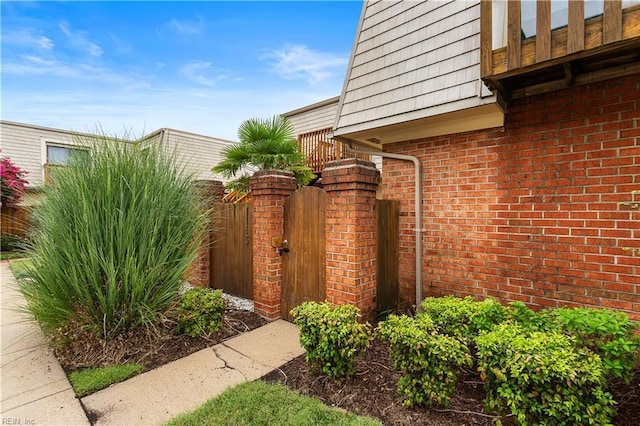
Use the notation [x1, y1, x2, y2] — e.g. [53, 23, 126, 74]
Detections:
[298, 128, 371, 174]
[481, 0, 640, 96]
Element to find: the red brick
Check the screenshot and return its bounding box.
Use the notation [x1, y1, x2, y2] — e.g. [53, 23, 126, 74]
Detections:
[251, 171, 297, 319]
[383, 74, 639, 318]
[188, 180, 225, 287]
[324, 160, 380, 321]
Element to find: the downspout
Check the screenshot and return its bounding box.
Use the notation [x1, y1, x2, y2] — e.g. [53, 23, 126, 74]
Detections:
[334, 136, 424, 311]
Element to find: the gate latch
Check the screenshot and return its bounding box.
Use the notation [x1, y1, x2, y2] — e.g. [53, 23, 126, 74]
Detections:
[278, 239, 290, 255]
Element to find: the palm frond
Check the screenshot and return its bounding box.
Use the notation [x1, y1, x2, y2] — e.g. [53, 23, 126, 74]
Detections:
[213, 115, 310, 184]
[211, 144, 251, 178]
[238, 116, 295, 145]
[248, 139, 304, 170]
[288, 165, 316, 186]
[224, 175, 251, 195]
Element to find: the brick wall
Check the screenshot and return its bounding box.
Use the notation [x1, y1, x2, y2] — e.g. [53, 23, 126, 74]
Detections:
[382, 75, 640, 320]
[251, 170, 298, 319]
[324, 159, 380, 321]
[187, 180, 224, 287]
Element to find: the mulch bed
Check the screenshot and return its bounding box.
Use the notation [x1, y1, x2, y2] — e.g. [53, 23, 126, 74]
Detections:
[54, 309, 639, 425]
[262, 338, 640, 426]
[56, 309, 268, 373]
[143, 309, 268, 370]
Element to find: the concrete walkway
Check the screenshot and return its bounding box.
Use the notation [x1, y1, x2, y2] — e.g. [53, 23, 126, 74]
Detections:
[0, 261, 304, 425]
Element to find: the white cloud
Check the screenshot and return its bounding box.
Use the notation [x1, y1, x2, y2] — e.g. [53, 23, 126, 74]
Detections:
[262, 44, 349, 84]
[2, 54, 148, 89]
[1, 28, 54, 50]
[166, 17, 204, 35]
[2, 82, 339, 142]
[3, 55, 74, 77]
[59, 22, 103, 57]
[108, 33, 133, 55]
[179, 61, 229, 87]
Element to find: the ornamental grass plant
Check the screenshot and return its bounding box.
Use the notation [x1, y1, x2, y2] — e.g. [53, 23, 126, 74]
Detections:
[18, 133, 208, 343]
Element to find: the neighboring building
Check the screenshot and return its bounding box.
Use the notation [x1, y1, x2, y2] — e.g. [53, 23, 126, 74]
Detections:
[140, 127, 237, 182]
[0, 120, 236, 197]
[289, 0, 640, 319]
[282, 97, 382, 176]
[283, 96, 341, 137]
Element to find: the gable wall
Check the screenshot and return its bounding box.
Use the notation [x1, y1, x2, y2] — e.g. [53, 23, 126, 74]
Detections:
[381, 75, 640, 320]
[286, 101, 339, 136]
[158, 129, 236, 182]
[336, 0, 482, 131]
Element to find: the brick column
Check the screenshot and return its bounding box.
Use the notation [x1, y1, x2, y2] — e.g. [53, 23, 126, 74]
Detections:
[188, 180, 225, 287]
[323, 158, 380, 321]
[251, 170, 297, 319]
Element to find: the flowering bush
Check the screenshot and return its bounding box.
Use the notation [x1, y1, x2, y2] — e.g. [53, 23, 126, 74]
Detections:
[1, 154, 29, 208]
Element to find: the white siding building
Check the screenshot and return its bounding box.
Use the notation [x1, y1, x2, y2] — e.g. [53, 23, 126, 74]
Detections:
[282, 97, 340, 136]
[139, 127, 237, 182]
[0, 121, 236, 193]
[0, 121, 97, 189]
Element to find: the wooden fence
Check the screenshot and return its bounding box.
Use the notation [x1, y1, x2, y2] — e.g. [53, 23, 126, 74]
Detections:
[376, 199, 400, 313]
[210, 203, 253, 299]
[208, 186, 401, 319]
[1, 207, 32, 239]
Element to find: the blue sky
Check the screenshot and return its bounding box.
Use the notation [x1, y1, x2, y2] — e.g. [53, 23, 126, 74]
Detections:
[1, 1, 362, 141]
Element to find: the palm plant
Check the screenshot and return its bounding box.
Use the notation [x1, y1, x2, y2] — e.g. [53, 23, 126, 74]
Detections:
[212, 116, 314, 198]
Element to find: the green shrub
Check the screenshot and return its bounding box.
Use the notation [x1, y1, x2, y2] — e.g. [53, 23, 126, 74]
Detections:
[291, 302, 371, 378]
[506, 301, 547, 330]
[377, 314, 472, 408]
[544, 307, 640, 383]
[476, 324, 616, 425]
[18, 135, 208, 341]
[177, 288, 225, 337]
[420, 296, 506, 341]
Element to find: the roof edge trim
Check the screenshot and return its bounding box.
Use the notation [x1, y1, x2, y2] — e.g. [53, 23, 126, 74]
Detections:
[281, 96, 340, 117]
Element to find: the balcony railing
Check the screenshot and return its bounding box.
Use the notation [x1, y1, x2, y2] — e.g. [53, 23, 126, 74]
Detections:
[481, 0, 640, 99]
[298, 128, 371, 175]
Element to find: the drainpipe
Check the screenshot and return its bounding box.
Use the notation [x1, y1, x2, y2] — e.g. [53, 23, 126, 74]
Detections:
[334, 136, 424, 311]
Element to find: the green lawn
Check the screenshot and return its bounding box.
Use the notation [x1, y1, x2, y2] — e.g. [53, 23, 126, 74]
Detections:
[166, 380, 381, 426]
[8, 258, 33, 278]
[69, 364, 144, 397]
[0, 251, 27, 261]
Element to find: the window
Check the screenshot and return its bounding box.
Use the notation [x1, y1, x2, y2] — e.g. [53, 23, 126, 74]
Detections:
[46, 144, 88, 166]
[44, 143, 88, 184]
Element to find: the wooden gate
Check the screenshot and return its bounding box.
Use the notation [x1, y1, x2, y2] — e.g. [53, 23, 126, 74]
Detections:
[281, 186, 326, 320]
[210, 203, 253, 299]
[376, 200, 400, 313]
